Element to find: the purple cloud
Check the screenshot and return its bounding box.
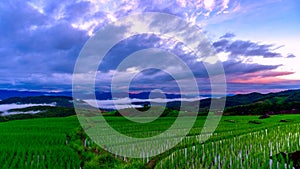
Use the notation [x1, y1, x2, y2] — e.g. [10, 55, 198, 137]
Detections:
[286, 54, 296, 58]
[220, 33, 235, 39]
[213, 38, 283, 58]
[0, 0, 298, 94]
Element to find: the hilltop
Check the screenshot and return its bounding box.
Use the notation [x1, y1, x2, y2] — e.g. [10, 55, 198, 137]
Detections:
[163, 89, 300, 115]
[0, 89, 299, 119]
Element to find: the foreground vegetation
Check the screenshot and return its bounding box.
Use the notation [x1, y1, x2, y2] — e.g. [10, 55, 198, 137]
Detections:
[0, 114, 299, 168]
[0, 116, 81, 168]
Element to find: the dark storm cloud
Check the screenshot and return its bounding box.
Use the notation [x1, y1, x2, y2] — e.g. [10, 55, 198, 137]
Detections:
[223, 60, 281, 75]
[95, 31, 290, 94]
[212, 39, 230, 52]
[0, 1, 297, 93]
[286, 54, 296, 58]
[213, 38, 283, 58]
[220, 32, 235, 39]
[13, 22, 88, 52]
[226, 80, 300, 94]
[64, 1, 92, 21]
[0, 0, 91, 90]
[214, 33, 297, 61]
[0, 1, 47, 36]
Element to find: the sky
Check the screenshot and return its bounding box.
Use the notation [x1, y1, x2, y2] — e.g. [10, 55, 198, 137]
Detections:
[0, 0, 299, 95]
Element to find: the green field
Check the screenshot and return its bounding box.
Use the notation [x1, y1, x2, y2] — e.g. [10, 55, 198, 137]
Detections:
[0, 115, 299, 168]
[0, 116, 81, 169]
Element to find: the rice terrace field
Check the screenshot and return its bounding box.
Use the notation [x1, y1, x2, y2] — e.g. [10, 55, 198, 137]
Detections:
[1, 0, 300, 168]
[0, 114, 299, 169]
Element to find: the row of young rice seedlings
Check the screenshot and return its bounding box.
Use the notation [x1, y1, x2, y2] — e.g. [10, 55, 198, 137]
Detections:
[89, 130, 189, 163]
[180, 123, 274, 148]
[0, 117, 82, 168]
[0, 146, 81, 169]
[0, 132, 80, 168]
[85, 117, 261, 164]
[157, 123, 300, 169]
[84, 118, 198, 164]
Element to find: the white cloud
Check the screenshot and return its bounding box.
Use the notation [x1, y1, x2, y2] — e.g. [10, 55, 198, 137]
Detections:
[84, 97, 204, 109]
[0, 103, 56, 116]
[204, 0, 215, 11]
[1, 111, 42, 116]
[223, 0, 230, 9]
[27, 1, 45, 14]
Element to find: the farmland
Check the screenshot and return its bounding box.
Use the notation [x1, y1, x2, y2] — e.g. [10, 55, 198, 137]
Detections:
[0, 116, 81, 169]
[0, 114, 299, 168]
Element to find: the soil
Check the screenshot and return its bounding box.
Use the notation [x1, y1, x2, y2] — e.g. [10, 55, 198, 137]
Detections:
[271, 151, 300, 169]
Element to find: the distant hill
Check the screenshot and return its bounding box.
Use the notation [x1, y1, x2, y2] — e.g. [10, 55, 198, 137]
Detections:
[0, 90, 72, 100]
[0, 106, 75, 122]
[1, 89, 300, 117]
[163, 89, 300, 115]
[0, 89, 213, 100]
[223, 89, 300, 115]
[0, 95, 75, 121]
[0, 96, 74, 108]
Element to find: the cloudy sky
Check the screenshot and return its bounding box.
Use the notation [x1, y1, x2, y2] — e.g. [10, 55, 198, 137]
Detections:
[0, 0, 299, 95]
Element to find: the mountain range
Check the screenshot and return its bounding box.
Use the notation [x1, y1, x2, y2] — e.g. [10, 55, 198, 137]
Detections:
[164, 89, 300, 115]
[0, 90, 213, 100]
[0, 89, 299, 116]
